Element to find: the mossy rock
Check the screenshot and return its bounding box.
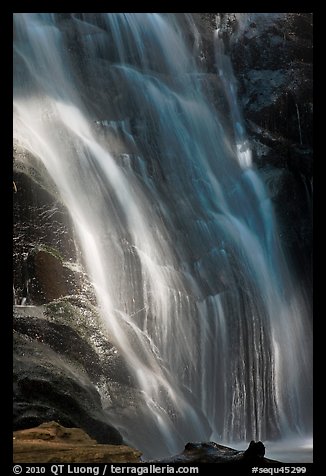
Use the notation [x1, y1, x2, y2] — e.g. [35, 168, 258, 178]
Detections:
[32, 244, 64, 262]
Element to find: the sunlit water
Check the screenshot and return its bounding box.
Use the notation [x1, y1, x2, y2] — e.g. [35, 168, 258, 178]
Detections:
[13, 13, 312, 459]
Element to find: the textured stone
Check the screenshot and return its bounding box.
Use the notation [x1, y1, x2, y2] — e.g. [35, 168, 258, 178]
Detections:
[197, 12, 312, 289]
[13, 303, 133, 445]
[155, 440, 278, 464]
[13, 422, 142, 463]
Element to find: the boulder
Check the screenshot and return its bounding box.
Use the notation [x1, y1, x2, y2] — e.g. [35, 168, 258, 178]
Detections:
[13, 422, 142, 463]
[156, 440, 277, 464]
[13, 301, 136, 445]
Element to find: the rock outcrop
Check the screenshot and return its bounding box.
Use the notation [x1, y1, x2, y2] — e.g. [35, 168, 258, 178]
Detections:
[13, 165, 79, 306]
[154, 440, 278, 464]
[13, 154, 132, 444]
[197, 13, 313, 286]
[13, 422, 142, 463]
[14, 422, 279, 464]
[13, 301, 136, 444]
[13, 12, 313, 458]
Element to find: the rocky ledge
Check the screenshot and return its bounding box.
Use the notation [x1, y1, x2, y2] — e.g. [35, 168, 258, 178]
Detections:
[14, 421, 279, 464]
[13, 421, 142, 463]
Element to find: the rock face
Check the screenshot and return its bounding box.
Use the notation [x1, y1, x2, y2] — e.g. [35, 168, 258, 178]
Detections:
[13, 153, 134, 445]
[13, 165, 77, 304]
[227, 14, 312, 284]
[13, 300, 138, 444]
[13, 12, 312, 457]
[26, 249, 70, 303]
[197, 13, 312, 288]
[13, 422, 142, 463]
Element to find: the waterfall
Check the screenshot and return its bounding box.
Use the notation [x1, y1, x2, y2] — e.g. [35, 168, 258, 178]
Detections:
[13, 13, 312, 458]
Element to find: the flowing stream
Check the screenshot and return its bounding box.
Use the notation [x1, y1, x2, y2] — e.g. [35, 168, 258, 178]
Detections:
[13, 13, 312, 459]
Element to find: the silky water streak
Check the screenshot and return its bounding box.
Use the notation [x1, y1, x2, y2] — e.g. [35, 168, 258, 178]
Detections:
[13, 13, 312, 459]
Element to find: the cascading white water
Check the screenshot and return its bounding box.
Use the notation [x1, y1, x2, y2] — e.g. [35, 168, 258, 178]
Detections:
[13, 13, 312, 459]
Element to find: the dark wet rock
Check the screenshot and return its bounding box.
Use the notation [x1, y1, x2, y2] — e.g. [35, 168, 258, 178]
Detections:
[13, 331, 123, 445]
[197, 12, 312, 290]
[13, 157, 97, 307]
[155, 440, 277, 464]
[13, 125, 135, 447]
[197, 13, 312, 168]
[243, 440, 265, 459]
[13, 152, 127, 444]
[13, 167, 82, 304]
[13, 315, 103, 378]
[13, 301, 136, 445]
[13, 13, 313, 455]
[13, 421, 142, 463]
[26, 249, 70, 303]
[13, 301, 133, 386]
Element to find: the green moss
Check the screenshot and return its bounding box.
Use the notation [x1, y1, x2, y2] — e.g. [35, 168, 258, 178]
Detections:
[44, 297, 109, 352]
[44, 297, 102, 328]
[31, 244, 64, 263]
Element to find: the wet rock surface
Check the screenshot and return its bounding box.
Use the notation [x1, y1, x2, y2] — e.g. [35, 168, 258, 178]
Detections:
[13, 333, 122, 445]
[155, 440, 278, 464]
[197, 13, 312, 286]
[14, 13, 313, 303]
[13, 13, 312, 456]
[13, 300, 137, 444]
[13, 166, 78, 305]
[13, 153, 134, 443]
